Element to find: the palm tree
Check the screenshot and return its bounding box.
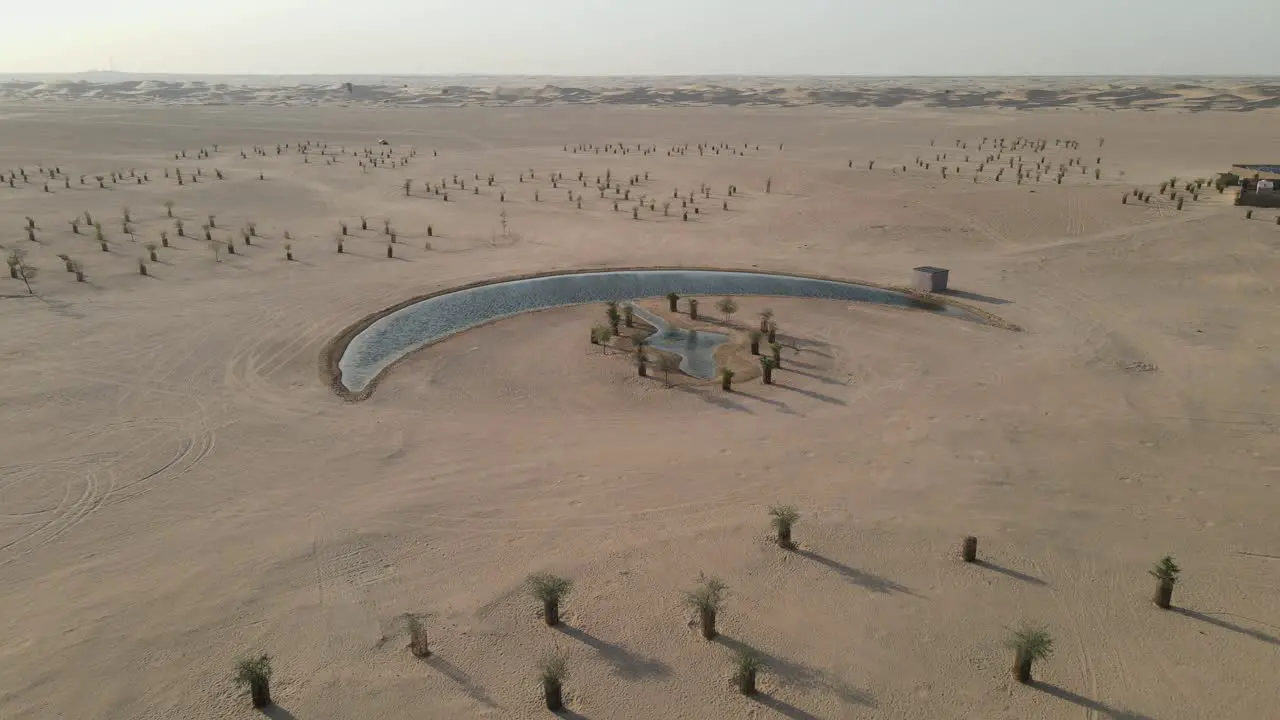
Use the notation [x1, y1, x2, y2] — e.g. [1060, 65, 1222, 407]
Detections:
[234, 654, 273, 708]
[770, 342, 782, 369]
[731, 648, 763, 695]
[405, 613, 430, 657]
[769, 505, 800, 549]
[748, 330, 763, 355]
[721, 367, 735, 391]
[622, 304, 634, 328]
[1150, 556, 1180, 609]
[635, 341, 649, 377]
[689, 298, 699, 320]
[683, 574, 728, 640]
[539, 652, 569, 711]
[527, 572, 572, 626]
[766, 321, 777, 344]
[164, 200, 175, 218]
[752, 307, 773, 333]
[716, 297, 738, 324]
[667, 292, 680, 312]
[1006, 623, 1053, 684]
[605, 301, 621, 334]
[760, 356, 776, 385]
[145, 243, 158, 262]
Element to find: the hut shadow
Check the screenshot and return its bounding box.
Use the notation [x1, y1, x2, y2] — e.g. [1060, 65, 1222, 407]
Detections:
[426, 655, 499, 708]
[1030, 681, 1155, 719]
[974, 560, 1048, 586]
[773, 383, 847, 406]
[1172, 607, 1280, 646]
[941, 289, 1012, 305]
[796, 549, 918, 596]
[713, 635, 874, 707]
[260, 706, 298, 720]
[554, 624, 672, 679]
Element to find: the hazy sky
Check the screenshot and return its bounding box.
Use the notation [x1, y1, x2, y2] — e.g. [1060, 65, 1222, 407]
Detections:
[5, 0, 1279, 76]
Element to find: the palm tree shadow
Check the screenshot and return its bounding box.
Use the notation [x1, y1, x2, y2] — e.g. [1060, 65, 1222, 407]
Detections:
[1172, 607, 1280, 646]
[773, 383, 848, 405]
[796, 549, 919, 596]
[974, 560, 1048, 586]
[713, 635, 874, 707]
[1030, 681, 1155, 719]
[555, 624, 672, 679]
[425, 655, 499, 708]
[260, 706, 298, 720]
[674, 384, 754, 414]
[751, 692, 819, 720]
[733, 390, 803, 416]
[782, 367, 846, 386]
[555, 709, 589, 720]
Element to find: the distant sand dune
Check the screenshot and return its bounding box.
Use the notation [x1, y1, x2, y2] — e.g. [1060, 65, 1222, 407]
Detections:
[2, 76, 1278, 110]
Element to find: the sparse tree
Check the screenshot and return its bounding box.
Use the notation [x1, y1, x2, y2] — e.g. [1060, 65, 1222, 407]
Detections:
[657, 353, 679, 386]
[1150, 556, 1180, 609]
[526, 572, 572, 626]
[539, 652, 568, 711]
[683, 574, 728, 640]
[716, 297, 738, 324]
[769, 505, 800, 549]
[591, 325, 614, 352]
[234, 654, 273, 708]
[731, 648, 763, 695]
[1006, 624, 1053, 684]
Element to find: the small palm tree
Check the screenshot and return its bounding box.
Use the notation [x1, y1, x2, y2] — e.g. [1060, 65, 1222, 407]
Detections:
[689, 298, 699, 320]
[683, 574, 728, 640]
[748, 330, 763, 355]
[404, 613, 430, 657]
[145, 242, 158, 262]
[526, 572, 572, 626]
[234, 654, 273, 708]
[770, 342, 782, 369]
[666, 292, 680, 312]
[769, 505, 800, 549]
[1006, 623, 1053, 684]
[539, 652, 569, 711]
[635, 341, 649, 377]
[284, 243, 294, 261]
[760, 356, 776, 384]
[716, 297, 738, 324]
[721, 367, 735, 391]
[758, 309, 773, 332]
[731, 648, 763, 695]
[605, 301, 621, 334]
[622, 304, 634, 328]
[1150, 556, 1180, 609]
[164, 200, 175, 217]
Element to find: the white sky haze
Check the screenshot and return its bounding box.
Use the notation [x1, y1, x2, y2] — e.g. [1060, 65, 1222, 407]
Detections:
[5, 0, 1279, 76]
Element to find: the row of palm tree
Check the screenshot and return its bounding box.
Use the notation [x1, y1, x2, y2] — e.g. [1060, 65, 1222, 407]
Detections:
[232, 526, 1185, 710]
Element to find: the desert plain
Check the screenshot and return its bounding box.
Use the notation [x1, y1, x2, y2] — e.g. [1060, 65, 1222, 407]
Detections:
[0, 78, 1278, 720]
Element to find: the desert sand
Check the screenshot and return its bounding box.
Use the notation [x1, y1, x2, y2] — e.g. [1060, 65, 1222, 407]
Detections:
[0, 82, 1278, 720]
